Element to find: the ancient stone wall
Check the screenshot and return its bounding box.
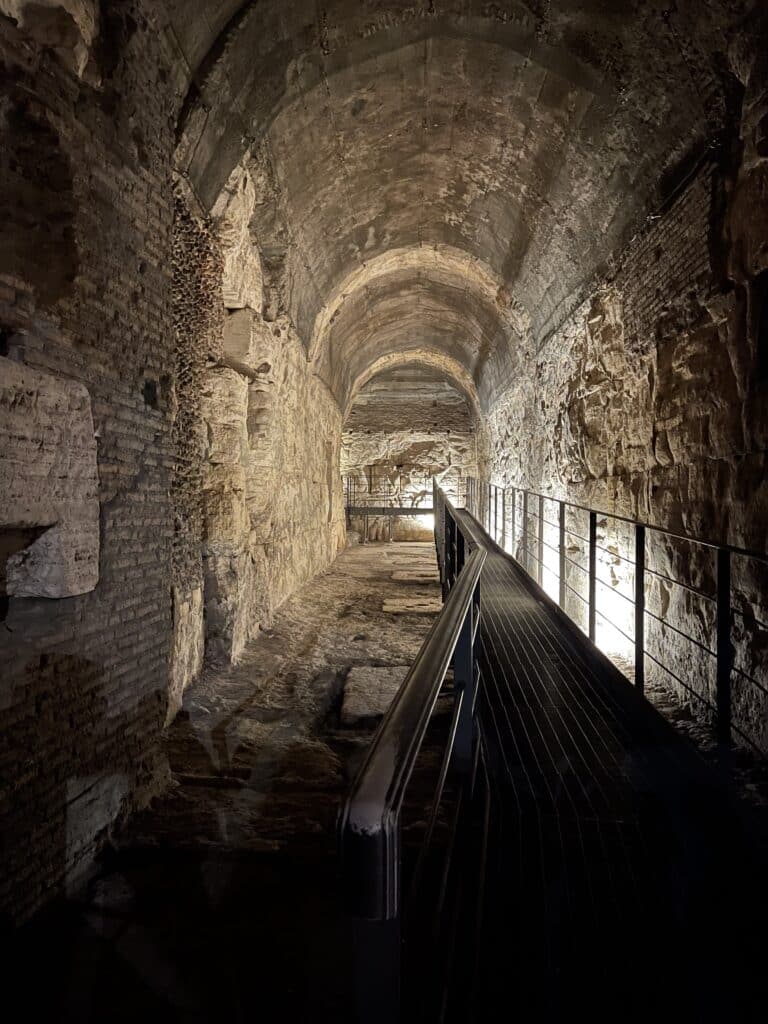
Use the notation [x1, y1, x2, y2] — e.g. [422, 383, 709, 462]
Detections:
[193, 166, 346, 666]
[485, 72, 768, 751]
[167, 183, 222, 720]
[342, 369, 477, 541]
[0, 3, 178, 923]
[200, 319, 346, 663]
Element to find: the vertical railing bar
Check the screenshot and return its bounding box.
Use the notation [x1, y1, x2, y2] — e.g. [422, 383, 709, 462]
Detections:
[510, 486, 516, 558]
[559, 500, 566, 609]
[537, 494, 544, 586]
[588, 511, 597, 642]
[501, 487, 506, 551]
[635, 524, 645, 692]
[522, 491, 529, 575]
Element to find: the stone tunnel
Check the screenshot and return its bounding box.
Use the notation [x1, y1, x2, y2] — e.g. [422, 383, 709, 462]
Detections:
[1, 2, 767, 1020]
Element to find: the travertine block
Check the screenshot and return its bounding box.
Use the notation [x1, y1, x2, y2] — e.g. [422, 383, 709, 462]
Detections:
[0, 360, 99, 597]
[167, 585, 204, 725]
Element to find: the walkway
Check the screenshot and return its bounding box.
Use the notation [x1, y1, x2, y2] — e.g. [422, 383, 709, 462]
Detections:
[455, 510, 764, 1022]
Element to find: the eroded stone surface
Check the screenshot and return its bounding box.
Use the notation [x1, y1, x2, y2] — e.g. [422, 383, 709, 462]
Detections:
[342, 364, 477, 541]
[382, 596, 443, 615]
[340, 665, 407, 726]
[0, 359, 99, 597]
[122, 543, 441, 853]
[210, 165, 263, 312]
[185, 168, 347, 666]
[0, 0, 98, 77]
[168, 585, 205, 725]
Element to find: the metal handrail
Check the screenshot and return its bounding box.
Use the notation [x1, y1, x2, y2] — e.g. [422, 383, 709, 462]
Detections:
[340, 542, 485, 922]
[466, 475, 768, 755]
[494, 480, 768, 564]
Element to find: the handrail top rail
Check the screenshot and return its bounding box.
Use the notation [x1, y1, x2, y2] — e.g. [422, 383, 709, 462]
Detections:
[480, 478, 768, 565]
[340, 544, 485, 844]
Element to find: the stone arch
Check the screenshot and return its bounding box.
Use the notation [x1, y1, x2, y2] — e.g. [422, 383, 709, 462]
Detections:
[347, 349, 482, 424]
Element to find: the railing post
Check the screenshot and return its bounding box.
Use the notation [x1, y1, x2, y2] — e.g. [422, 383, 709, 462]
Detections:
[559, 501, 566, 609]
[443, 507, 452, 599]
[634, 525, 645, 692]
[588, 511, 597, 642]
[451, 515, 458, 584]
[487, 483, 492, 532]
[510, 487, 516, 557]
[537, 494, 544, 586]
[494, 486, 499, 543]
[501, 488, 506, 551]
[716, 547, 732, 746]
[522, 491, 529, 573]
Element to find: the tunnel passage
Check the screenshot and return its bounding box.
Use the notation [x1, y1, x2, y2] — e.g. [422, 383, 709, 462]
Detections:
[0, 0, 766, 952]
[342, 364, 478, 540]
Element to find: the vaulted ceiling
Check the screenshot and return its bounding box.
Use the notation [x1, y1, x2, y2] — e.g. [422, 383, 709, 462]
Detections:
[166, 1, 747, 410]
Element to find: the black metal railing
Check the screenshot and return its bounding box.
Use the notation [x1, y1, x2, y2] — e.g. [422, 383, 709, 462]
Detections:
[466, 477, 768, 755]
[339, 486, 485, 1022]
[343, 475, 468, 540]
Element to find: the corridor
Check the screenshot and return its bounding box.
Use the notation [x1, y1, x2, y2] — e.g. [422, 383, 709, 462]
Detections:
[1, 2, 767, 1020]
[10, 544, 442, 1022]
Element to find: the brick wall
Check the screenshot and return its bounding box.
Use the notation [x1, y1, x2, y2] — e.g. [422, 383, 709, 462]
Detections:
[0, 4, 179, 923]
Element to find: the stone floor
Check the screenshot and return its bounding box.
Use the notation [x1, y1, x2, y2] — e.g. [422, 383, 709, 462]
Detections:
[10, 542, 442, 1023]
[122, 541, 441, 855]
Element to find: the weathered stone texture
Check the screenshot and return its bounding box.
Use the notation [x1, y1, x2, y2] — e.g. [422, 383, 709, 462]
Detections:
[0, 3, 179, 923]
[342, 367, 477, 541]
[210, 165, 263, 312]
[0, 359, 98, 597]
[171, 184, 224, 596]
[0, 0, 98, 77]
[341, 665, 408, 726]
[167, 584, 204, 726]
[187, 167, 346, 666]
[486, 149, 768, 751]
[486, 160, 766, 544]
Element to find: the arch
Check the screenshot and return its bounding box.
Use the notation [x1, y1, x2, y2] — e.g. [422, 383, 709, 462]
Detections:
[310, 244, 528, 364]
[346, 349, 481, 423]
[315, 255, 524, 412]
[172, 6, 614, 204]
